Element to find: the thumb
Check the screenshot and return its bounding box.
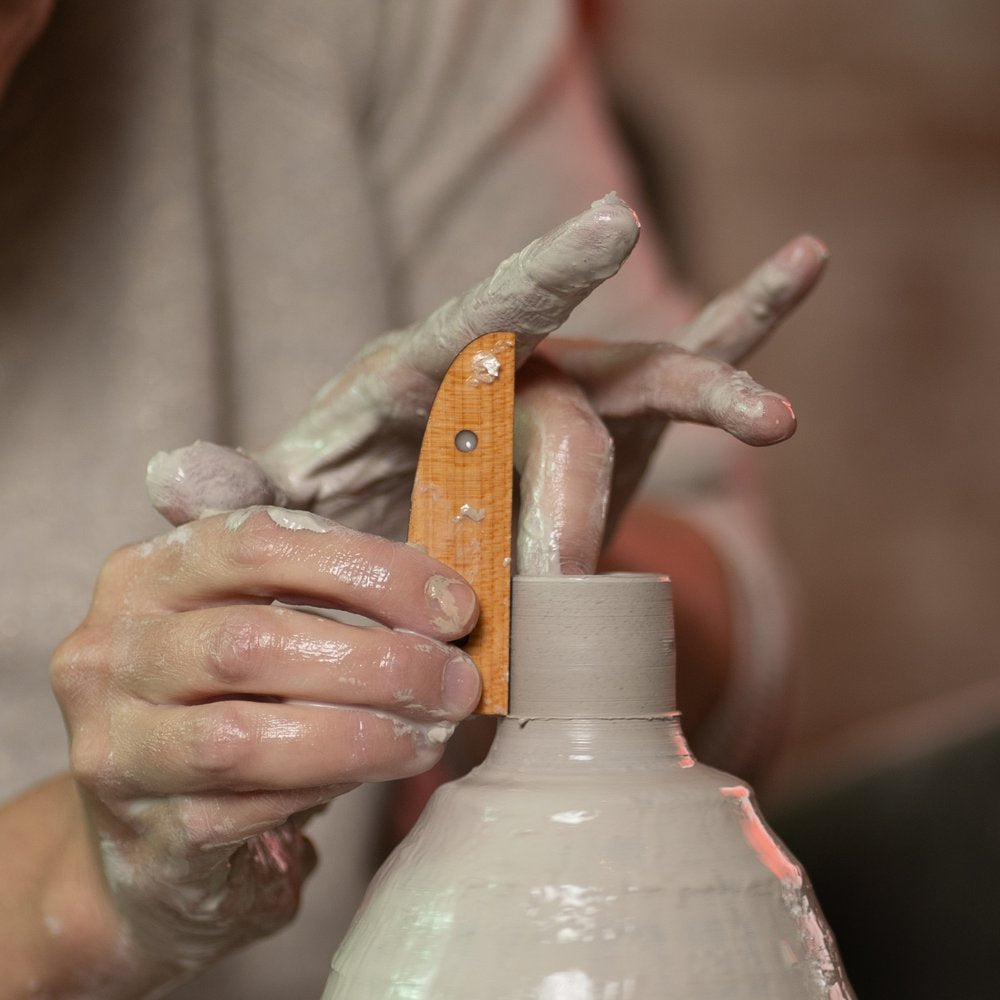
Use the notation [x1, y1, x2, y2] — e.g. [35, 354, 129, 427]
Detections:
[146, 440, 285, 525]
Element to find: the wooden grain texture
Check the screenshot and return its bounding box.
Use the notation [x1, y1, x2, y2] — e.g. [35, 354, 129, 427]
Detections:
[407, 331, 515, 714]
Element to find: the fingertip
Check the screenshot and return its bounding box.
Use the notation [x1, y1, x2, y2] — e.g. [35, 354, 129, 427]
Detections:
[767, 395, 797, 443]
[806, 234, 830, 261]
[773, 234, 830, 285]
[589, 191, 641, 237]
[743, 394, 797, 446]
[578, 192, 642, 264]
[525, 194, 640, 295]
[146, 441, 281, 526]
[442, 652, 483, 716]
[417, 197, 643, 372]
[424, 574, 479, 639]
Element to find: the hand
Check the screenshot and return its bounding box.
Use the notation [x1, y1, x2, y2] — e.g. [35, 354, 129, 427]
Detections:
[146, 193, 643, 538]
[147, 195, 824, 578]
[514, 233, 828, 572]
[49, 508, 481, 984]
[79, 195, 638, 984]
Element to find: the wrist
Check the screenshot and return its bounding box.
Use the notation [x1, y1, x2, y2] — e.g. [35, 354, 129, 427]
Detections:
[21, 776, 191, 999]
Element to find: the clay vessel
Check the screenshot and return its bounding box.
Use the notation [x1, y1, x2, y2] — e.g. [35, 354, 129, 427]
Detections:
[322, 574, 854, 998]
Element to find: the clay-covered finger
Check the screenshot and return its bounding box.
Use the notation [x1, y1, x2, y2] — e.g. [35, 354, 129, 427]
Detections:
[103, 507, 479, 640]
[399, 193, 640, 376]
[132, 604, 481, 722]
[147, 441, 286, 526]
[544, 340, 796, 446]
[255, 196, 640, 514]
[514, 359, 613, 575]
[83, 700, 454, 796]
[674, 235, 828, 364]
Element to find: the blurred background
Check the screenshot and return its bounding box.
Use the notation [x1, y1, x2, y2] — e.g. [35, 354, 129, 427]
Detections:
[590, 2, 999, 995]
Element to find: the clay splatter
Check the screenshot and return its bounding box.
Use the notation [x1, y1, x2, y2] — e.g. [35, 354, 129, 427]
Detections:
[467, 351, 502, 386]
[454, 504, 486, 523]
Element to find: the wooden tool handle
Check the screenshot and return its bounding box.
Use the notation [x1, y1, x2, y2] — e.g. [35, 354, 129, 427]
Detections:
[407, 332, 515, 714]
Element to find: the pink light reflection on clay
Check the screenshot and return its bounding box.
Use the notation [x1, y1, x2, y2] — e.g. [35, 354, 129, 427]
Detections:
[671, 729, 695, 768]
[720, 785, 802, 887]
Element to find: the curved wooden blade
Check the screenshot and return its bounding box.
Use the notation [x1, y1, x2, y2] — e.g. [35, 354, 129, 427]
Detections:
[407, 331, 515, 715]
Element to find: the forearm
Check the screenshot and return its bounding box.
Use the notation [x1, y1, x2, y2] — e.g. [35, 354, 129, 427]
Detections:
[0, 775, 174, 1000]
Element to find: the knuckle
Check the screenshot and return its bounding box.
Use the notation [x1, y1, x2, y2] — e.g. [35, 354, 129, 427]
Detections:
[50, 624, 108, 707]
[68, 729, 113, 790]
[744, 269, 788, 326]
[187, 702, 255, 779]
[207, 610, 277, 686]
[95, 542, 143, 594]
[222, 507, 283, 568]
[748, 296, 779, 325]
[222, 506, 342, 570]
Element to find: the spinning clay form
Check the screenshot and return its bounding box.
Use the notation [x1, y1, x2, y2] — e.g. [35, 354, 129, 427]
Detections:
[322, 574, 854, 999]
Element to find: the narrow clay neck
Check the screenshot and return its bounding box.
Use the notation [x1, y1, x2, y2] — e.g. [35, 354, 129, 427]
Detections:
[508, 574, 676, 720]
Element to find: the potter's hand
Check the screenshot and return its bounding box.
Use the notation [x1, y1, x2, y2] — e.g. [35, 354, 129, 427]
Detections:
[147, 197, 824, 579]
[147, 194, 641, 536]
[49, 510, 480, 982]
[514, 235, 828, 573]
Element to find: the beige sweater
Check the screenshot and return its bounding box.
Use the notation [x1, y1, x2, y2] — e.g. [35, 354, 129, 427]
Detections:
[0, 2, 783, 994]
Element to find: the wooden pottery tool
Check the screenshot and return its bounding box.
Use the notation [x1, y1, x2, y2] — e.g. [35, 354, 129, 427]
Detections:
[407, 331, 516, 715]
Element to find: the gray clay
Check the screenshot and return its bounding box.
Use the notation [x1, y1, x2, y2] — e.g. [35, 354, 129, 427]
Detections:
[322, 574, 854, 999]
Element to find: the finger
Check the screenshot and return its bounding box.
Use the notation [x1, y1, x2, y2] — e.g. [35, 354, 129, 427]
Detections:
[545, 341, 796, 446]
[514, 359, 613, 575]
[400, 192, 640, 377]
[256, 195, 640, 509]
[93, 700, 454, 795]
[112, 784, 348, 852]
[674, 234, 828, 363]
[98, 507, 479, 640]
[131, 604, 481, 722]
[191, 790, 340, 854]
[147, 441, 285, 526]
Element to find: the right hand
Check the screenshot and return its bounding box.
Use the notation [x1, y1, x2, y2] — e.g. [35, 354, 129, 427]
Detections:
[147, 194, 813, 575]
[49, 507, 481, 987]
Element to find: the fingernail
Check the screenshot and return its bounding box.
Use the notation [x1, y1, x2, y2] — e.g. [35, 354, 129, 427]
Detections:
[442, 653, 482, 715]
[424, 575, 478, 633]
[773, 235, 829, 275]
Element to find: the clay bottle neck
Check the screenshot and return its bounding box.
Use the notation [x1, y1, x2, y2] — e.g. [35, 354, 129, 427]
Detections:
[508, 574, 676, 720]
[487, 575, 688, 775]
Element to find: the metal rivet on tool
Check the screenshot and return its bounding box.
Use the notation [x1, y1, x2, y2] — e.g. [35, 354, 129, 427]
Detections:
[454, 430, 478, 453]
